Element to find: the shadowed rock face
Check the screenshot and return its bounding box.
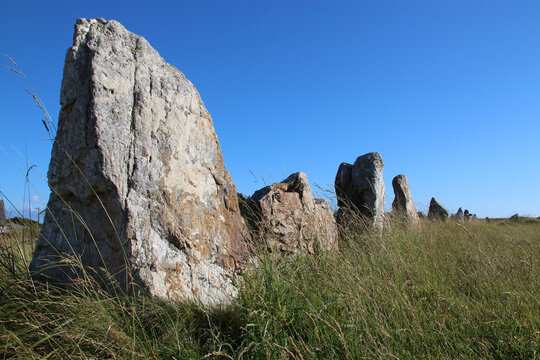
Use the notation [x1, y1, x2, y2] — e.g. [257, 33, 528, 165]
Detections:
[391, 175, 419, 224]
[335, 152, 385, 230]
[450, 207, 465, 222]
[29, 18, 253, 306]
[427, 198, 448, 221]
[463, 209, 477, 222]
[245, 172, 337, 254]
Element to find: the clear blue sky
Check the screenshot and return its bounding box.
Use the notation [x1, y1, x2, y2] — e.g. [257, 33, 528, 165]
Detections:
[1, 0, 539, 219]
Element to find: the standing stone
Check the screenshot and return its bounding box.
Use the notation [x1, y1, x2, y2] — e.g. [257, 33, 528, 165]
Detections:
[335, 152, 385, 230]
[450, 207, 465, 221]
[463, 209, 477, 222]
[427, 198, 448, 221]
[391, 175, 419, 223]
[245, 172, 337, 254]
[0, 200, 6, 224]
[29, 18, 253, 306]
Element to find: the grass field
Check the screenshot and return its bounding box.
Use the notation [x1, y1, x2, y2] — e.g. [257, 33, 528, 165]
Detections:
[0, 217, 538, 359]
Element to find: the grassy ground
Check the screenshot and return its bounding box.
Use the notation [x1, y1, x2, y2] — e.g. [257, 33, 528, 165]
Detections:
[0, 218, 538, 359]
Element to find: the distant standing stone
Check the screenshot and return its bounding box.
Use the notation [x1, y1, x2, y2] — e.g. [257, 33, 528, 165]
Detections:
[450, 207, 465, 222]
[391, 175, 419, 223]
[335, 152, 385, 230]
[463, 209, 477, 222]
[427, 198, 448, 221]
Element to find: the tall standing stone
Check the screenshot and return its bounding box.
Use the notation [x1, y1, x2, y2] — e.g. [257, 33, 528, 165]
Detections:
[427, 198, 448, 221]
[244, 172, 338, 254]
[30, 18, 253, 305]
[391, 175, 419, 223]
[335, 152, 385, 230]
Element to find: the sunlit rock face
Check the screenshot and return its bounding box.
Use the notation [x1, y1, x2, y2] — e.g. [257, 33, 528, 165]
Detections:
[335, 152, 385, 231]
[391, 175, 420, 224]
[30, 18, 253, 306]
[245, 172, 338, 254]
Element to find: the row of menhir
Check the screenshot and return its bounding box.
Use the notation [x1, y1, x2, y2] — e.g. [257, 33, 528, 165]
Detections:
[237, 152, 477, 255]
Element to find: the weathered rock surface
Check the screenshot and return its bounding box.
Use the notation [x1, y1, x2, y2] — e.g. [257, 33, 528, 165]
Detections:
[29, 18, 253, 305]
[391, 175, 419, 223]
[427, 198, 448, 221]
[335, 152, 385, 230]
[245, 172, 337, 254]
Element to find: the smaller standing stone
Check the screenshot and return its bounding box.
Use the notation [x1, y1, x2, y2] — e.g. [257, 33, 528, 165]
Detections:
[450, 207, 465, 222]
[335, 152, 385, 230]
[463, 209, 477, 222]
[245, 172, 338, 254]
[427, 198, 448, 221]
[391, 175, 419, 223]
